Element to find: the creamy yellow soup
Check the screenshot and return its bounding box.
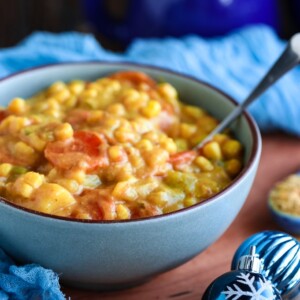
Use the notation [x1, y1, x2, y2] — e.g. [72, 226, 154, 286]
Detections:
[0, 71, 243, 220]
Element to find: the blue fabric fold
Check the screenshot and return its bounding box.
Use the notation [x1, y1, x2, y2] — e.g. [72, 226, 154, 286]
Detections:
[0, 25, 299, 135]
[0, 249, 65, 300]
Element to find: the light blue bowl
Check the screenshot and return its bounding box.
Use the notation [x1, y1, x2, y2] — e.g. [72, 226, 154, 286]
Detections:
[0, 62, 261, 290]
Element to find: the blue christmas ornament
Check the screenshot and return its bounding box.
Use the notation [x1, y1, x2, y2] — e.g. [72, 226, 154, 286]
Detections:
[203, 246, 281, 299]
[231, 231, 300, 299]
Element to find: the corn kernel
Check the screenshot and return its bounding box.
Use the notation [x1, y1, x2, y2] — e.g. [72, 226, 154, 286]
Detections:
[136, 139, 153, 152]
[47, 98, 60, 110]
[148, 191, 168, 207]
[130, 118, 153, 134]
[141, 100, 162, 118]
[197, 116, 218, 132]
[75, 212, 92, 220]
[122, 88, 140, 99]
[123, 90, 149, 110]
[27, 134, 46, 151]
[0, 163, 13, 177]
[55, 179, 80, 194]
[107, 103, 126, 116]
[23, 172, 45, 189]
[80, 97, 98, 109]
[196, 180, 219, 198]
[203, 141, 222, 160]
[158, 83, 177, 99]
[213, 134, 229, 145]
[81, 89, 98, 99]
[113, 181, 138, 201]
[222, 140, 242, 159]
[86, 82, 102, 91]
[183, 105, 205, 119]
[116, 164, 133, 181]
[145, 148, 169, 167]
[19, 183, 34, 198]
[66, 169, 86, 184]
[8, 98, 27, 114]
[68, 80, 85, 95]
[190, 132, 207, 147]
[0, 116, 31, 134]
[64, 96, 77, 108]
[103, 117, 120, 129]
[45, 109, 61, 119]
[48, 81, 66, 94]
[104, 80, 121, 93]
[87, 111, 104, 124]
[47, 168, 58, 180]
[33, 102, 48, 112]
[54, 89, 70, 102]
[194, 156, 214, 171]
[226, 159, 242, 176]
[129, 153, 145, 169]
[114, 129, 137, 143]
[180, 123, 197, 139]
[160, 138, 177, 154]
[142, 131, 159, 143]
[96, 78, 113, 86]
[184, 197, 197, 207]
[54, 123, 74, 140]
[14, 141, 35, 156]
[32, 183, 76, 214]
[108, 146, 126, 162]
[116, 204, 131, 220]
[163, 203, 183, 214]
[11, 172, 44, 199]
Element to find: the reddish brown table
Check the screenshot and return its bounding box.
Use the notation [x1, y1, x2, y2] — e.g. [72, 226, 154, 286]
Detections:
[63, 133, 300, 299]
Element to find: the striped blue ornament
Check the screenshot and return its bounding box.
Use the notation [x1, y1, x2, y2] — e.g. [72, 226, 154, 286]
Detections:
[231, 231, 300, 299]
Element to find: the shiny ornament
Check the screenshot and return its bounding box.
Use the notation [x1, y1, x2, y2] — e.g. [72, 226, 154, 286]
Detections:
[232, 231, 300, 299]
[203, 246, 281, 299]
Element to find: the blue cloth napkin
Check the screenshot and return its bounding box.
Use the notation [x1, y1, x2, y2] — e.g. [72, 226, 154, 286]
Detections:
[1, 24, 300, 135]
[0, 249, 65, 300]
[0, 25, 299, 299]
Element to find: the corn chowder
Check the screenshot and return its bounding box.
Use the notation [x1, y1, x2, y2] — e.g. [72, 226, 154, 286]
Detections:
[0, 71, 243, 220]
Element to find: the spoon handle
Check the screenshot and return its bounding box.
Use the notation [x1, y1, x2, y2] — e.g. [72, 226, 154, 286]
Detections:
[194, 33, 300, 150]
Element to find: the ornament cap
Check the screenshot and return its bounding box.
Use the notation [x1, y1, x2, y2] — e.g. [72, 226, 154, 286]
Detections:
[237, 245, 262, 273]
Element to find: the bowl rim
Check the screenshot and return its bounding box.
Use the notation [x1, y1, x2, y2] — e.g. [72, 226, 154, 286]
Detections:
[0, 61, 261, 224]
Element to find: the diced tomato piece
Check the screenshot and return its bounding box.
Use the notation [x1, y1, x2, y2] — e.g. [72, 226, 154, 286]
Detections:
[0, 149, 30, 166]
[109, 71, 156, 88]
[65, 109, 91, 129]
[44, 131, 109, 171]
[0, 110, 8, 122]
[131, 201, 161, 219]
[72, 131, 103, 156]
[169, 150, 197, 165]
[77, 189, 116, 220]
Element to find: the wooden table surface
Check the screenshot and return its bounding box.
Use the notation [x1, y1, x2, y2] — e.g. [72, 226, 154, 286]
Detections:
[63, 133, 300, 300]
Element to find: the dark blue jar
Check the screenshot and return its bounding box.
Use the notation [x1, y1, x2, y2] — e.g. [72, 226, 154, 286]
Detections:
[81, 0, 280, 44]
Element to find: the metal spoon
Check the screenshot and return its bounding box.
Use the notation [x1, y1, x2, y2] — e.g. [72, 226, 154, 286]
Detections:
[194, 33, 300, 150]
